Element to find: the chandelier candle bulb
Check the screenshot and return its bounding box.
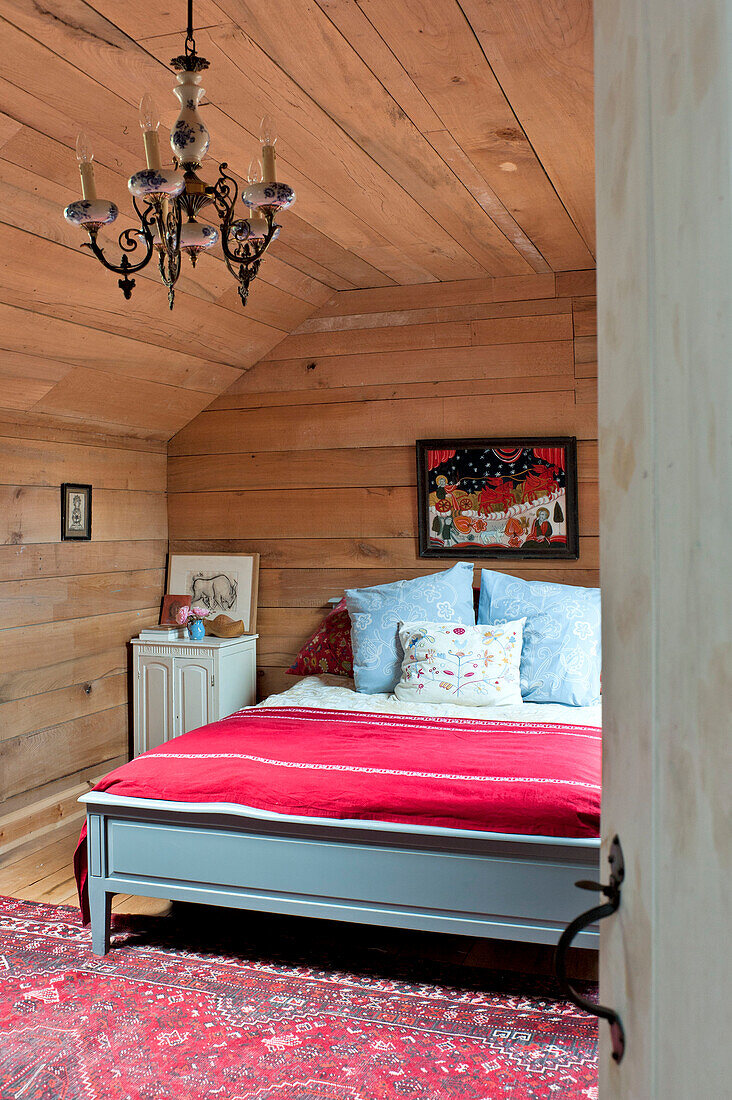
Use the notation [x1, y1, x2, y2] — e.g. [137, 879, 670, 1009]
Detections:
[76, 132, 97, 200]
[260, 115, 277, 145]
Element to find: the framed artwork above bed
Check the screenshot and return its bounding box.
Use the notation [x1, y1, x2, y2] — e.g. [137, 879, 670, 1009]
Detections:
[416, 437, 579, 560]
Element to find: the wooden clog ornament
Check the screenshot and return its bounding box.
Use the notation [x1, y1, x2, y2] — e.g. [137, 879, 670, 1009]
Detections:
[204, 614, 246, 638]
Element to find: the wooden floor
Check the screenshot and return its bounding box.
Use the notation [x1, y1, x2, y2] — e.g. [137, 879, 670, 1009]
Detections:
[0, 820, 597, 980]
[0, 819, 171, 917]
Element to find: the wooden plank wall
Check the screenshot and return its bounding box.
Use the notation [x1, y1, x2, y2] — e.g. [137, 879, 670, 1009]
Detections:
[168, 271, 597, 698]
[0, 420, 167, 850]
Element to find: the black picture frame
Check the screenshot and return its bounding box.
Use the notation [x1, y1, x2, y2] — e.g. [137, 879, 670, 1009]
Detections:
[61, 483, 92, 541]
[416, 437, 579, 560]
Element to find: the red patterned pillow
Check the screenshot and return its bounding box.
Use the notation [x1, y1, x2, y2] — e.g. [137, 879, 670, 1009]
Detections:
[287, 597, 354, 677]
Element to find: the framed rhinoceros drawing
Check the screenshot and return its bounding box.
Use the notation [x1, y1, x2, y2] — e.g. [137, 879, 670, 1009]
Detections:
[166, 553, 259, 632]
[416, 438, 579, 560]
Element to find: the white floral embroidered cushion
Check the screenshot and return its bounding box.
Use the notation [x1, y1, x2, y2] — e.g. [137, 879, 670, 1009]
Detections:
[393, 620, 525, 707]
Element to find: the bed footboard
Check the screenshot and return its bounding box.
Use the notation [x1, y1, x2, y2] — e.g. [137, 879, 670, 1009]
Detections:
[82, 794, 601, 956]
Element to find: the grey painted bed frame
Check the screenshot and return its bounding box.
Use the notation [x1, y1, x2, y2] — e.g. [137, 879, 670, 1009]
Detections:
[80, 791, 600, 956]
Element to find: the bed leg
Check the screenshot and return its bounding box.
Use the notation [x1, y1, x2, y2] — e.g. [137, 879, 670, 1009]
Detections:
[89, 881, 112, 955]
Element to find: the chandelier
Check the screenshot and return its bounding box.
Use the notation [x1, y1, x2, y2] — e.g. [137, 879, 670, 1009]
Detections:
[62, 0, 295, 310]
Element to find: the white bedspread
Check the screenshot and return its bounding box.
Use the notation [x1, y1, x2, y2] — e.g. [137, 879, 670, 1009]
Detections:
[258, 674, 602, 728]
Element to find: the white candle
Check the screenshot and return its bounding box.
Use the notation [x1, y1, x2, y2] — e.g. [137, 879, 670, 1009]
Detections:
[262, 144, 276, 183]
[139, 94, 162, 170]
[76, 131, 97, 200]
[143, 131, 162, 171]
[79, 162, 97, 200]
[260, 116, 277, 183]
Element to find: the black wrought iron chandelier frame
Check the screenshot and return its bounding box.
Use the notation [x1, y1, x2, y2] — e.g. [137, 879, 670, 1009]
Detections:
[211, 165, 281, 307]
[80, 167, 280, 309]
[65, 0, 291, 311]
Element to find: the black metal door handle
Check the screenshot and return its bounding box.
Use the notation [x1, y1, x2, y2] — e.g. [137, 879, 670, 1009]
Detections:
[554, 835, 626, 1063]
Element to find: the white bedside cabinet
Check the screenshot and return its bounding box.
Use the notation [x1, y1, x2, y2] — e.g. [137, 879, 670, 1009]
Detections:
[131, 634, 258, 756]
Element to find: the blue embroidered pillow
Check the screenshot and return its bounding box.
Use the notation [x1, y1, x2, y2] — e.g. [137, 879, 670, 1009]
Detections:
[477, 570, 601, 706]
[345, 563, 475, 694]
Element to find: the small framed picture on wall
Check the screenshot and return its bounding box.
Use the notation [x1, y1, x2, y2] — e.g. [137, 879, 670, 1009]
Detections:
[417, 437, 579, 560]
[61, 483, 92, 541]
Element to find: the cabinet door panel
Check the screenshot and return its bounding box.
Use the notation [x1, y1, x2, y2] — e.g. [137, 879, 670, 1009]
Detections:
[137, 658, 174, 754]
[175, 658, 214, 736]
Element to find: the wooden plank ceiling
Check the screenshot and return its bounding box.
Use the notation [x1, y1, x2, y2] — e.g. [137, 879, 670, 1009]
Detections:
[0, 0, 593, 441]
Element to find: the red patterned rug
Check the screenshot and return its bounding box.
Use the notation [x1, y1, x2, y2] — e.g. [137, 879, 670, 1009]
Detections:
[0, 896, 598, 1099]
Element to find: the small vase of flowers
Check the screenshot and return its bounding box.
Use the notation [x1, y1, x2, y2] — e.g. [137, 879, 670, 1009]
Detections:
[176, 604, 209, 640]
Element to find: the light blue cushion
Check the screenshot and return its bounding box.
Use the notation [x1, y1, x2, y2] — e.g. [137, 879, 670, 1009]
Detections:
[346, 563, 475, 694]
[478, 570, 601, 706]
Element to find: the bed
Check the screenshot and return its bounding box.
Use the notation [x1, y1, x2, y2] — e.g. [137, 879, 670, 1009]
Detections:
[75, 675, 602, 955]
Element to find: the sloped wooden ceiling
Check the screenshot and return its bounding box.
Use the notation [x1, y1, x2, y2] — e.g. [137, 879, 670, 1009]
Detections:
[0, 0, 593, 441]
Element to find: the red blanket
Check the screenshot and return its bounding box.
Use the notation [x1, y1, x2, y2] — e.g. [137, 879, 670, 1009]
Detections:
[75, 705, 601, 921]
